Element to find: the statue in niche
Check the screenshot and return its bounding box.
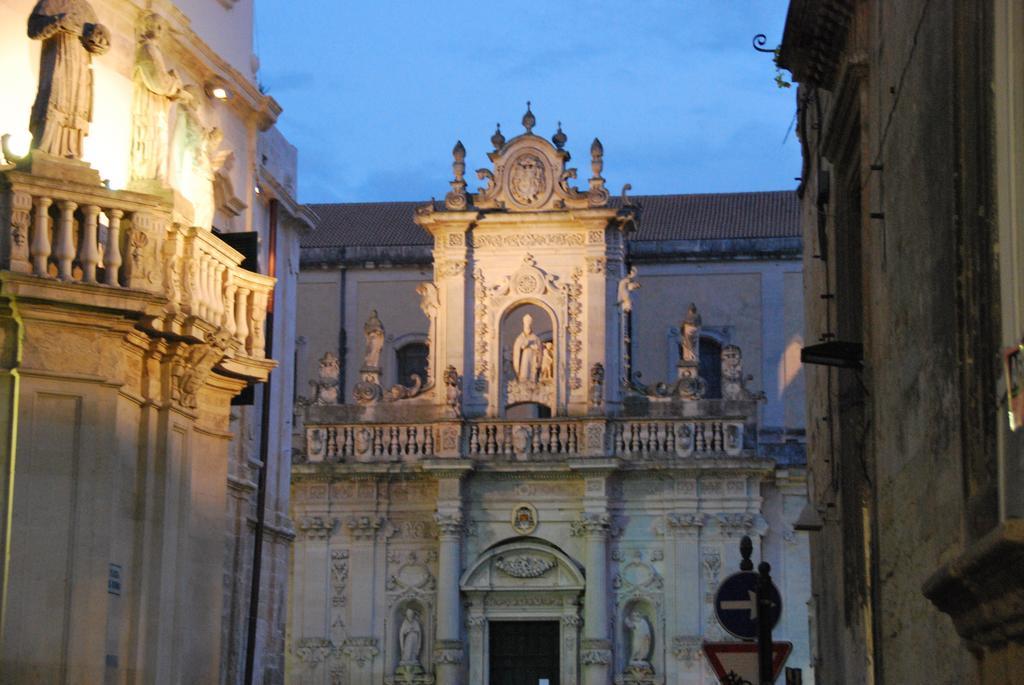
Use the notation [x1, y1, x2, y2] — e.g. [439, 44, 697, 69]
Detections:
[310, 352, 340, 405]
[444, 365, 462, 418]
[512, 314, 542, 382]
[539, 341, 554, 382]
[28, 0, 111, 159]
[130, 12, 189, 186]
[617, 266, 641, 313]
[398, 608, 423, 672]
[625, 610, 653, 670]
[679, 303, 702, 364]
[362, 310, 385, 369]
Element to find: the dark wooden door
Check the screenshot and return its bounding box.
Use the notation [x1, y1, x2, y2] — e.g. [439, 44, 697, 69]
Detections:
[488, 620, 559, 685]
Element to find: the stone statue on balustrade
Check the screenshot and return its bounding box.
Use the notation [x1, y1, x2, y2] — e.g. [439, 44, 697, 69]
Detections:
[169, 85, 225, 229]
[721, 344, 763, 401]
[397, 608, 423, 675]
[512, 314, 542, 382]
[28, 0, 110, 161]
[310, 352, 340, 405]
[679, 302, 701, 364]
[617, 266, 641, 314]
[363, 310, 385, 370]
[130, 11, 190, 189]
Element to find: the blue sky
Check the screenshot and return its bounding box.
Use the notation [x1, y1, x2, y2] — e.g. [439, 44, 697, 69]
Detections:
[255, 1, 798, 204]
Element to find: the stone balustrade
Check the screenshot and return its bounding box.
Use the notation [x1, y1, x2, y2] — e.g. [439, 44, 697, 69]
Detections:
[1, 170, 274, 361]
[303, 416, 751, 464]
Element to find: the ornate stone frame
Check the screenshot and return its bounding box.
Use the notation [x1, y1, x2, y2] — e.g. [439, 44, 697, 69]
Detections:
[460, 541, 585, 684]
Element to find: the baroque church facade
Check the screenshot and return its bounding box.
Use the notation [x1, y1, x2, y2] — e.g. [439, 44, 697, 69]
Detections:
[0, 1, 309, 682]
[289, 110, 813, 684]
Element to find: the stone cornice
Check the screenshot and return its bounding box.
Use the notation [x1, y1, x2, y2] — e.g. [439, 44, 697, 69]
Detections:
[923, 520, 1024, 647]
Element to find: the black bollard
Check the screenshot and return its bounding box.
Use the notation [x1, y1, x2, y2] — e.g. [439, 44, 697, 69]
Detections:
[757, 560, 774, 684]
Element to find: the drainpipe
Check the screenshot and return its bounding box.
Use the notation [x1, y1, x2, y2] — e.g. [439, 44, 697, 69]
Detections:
[244, 197, 278, 685]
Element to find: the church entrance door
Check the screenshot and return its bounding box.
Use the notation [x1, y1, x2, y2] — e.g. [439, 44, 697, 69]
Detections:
[488, 621, 560, 685]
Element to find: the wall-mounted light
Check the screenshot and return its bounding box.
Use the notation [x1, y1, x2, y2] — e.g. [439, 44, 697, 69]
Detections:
[253, 184, 261, 195]
[2, 131, 32, 164]
[205, 77, 231, 101]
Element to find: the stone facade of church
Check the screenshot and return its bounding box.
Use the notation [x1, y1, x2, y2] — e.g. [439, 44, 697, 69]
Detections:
[0, 1, 309, 682]
[289, 111, 813, 684]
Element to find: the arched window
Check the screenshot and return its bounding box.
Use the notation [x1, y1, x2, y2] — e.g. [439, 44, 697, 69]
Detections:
[699, 336, 722, 398]
[395, 342, 428, 385]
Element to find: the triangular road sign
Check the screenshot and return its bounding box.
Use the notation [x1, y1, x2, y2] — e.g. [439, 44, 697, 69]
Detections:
[702, 641, 792, 684]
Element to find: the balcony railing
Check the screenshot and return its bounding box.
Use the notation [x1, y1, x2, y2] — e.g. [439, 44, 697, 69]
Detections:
[302, 416, 751, 464]
[2, 170, 273, 362]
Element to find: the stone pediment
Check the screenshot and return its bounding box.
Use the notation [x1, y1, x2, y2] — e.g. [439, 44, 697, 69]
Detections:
[444, 104, 611, 212]
[460, 540, 584, 592]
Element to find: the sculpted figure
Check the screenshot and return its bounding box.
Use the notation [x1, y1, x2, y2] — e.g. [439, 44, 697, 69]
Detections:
[512, 314, 542, 382]
[539, 341, 554, 382]
[680, 303, 702, 364]
[130, 12, 189, 185]
[362, 310, 385, 369]
[310, 352, 340, 405]
[625, 610, 652, 666]
[28, 0, 111, 159]
[617, 266, 641, 313]
[399, 608, 423, 669]
[169, 85, 225, 228]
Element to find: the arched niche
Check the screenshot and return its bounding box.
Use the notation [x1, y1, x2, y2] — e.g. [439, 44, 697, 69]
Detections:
[499, 300, 558, 417]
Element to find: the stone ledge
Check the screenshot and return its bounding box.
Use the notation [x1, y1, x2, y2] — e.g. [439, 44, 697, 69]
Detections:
[922, 519, 1024, 647]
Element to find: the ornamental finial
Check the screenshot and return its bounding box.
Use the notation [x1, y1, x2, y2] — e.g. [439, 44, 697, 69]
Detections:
[491, 123, 505, 150]
[522, 101, 536, 133]
[552, 121, 567, 150]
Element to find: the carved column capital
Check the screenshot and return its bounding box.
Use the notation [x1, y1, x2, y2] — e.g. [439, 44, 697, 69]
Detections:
[571, 512, 610, 538]
[434, 512, 464, 538]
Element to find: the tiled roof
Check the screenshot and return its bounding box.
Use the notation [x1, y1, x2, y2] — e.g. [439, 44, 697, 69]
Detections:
[302, 190, 798, 249]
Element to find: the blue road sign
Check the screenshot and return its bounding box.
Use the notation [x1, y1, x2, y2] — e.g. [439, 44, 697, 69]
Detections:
[714, 570, 782, 640]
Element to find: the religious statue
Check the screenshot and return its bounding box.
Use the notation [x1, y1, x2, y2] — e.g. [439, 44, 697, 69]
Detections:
[680, 303, 702, 364]
[398, 608, 423, 673]
[362, 310, 385, 369]
[625, 610, 653, 670]
[28, 0, 111, 160]
[415, 282, 438, 381]
[539, 341, 554, 382]
[512, 314, 542, 382]
[169, 85, 226, 228]
[721, 344, 761, 401]
[589, 362, 605, 408]
[130, 12, 189, 187]
[617, 266, 641, 313]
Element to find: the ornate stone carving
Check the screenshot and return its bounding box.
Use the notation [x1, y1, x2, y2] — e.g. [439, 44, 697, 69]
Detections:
[471, 233, 585, 248]
[617, 266, 641, 313]
[294, 637, 334, 666]
[362, 310, 385, 369]
[297, 515, 336, 541]
[670, 635, 702, 662]
[311, 352, 341, 404]
[341, 637, 379, 667]
[28, 0, 110, 160]
[416, 282, 439, 383]
[567, 267, 584, 390]
[346, 515, 384, 541]
[330, 550, 349, 607]
[433, 640, 464, 664]
[385, 550, 436, 595]
[494, 554, 555, 578]
[397, 608, 424, 674]
[581, 638, 613, 665]
[170, 331, 230, 409]
[588, 138, 610, 207]
[472, 268, 489, 392]
[434, 512, 463, 538]
[624, 610, 653, 673]
[571, 512, 610, 537]
[586, 256, 606, 274]
[437, 259, 466, 278]
[444, 141, 468, 210]
[665, 512, 706, 532]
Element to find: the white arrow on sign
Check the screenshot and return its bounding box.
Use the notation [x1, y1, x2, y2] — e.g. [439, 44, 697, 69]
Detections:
[719, 590, 758, 619]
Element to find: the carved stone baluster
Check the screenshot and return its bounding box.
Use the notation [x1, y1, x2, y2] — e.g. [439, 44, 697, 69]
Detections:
[78, 204, 100, 282]
[8, 191, 32, 273]
[103, 209, 123, 286]
[235, 287, 250, 352]
[342, 427, 353, 458]
[423, 426, 434, 455]
[223, 280, 237, 336]
[200, 253, 212, 319]
[54, 200, 77, 280]
[250, 290, 267, 358]
[31, 196, 53, 277]
[216, 264, 227, 323]
[469, 424, 479, 454]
